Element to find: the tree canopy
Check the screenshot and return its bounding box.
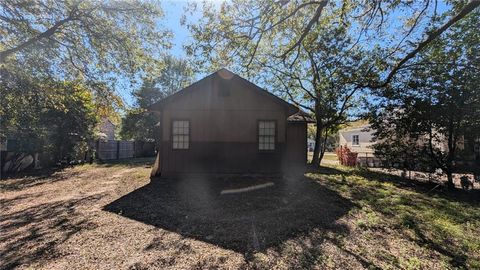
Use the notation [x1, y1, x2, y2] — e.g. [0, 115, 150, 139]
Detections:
[185, 1, 478, 78]
[368, 9, 480, 188]
[1, 0, 173, 165]
[184, 0, 479, 166]
[1, 0, 170, 83]
[120, 56, 194, 141]
[0, 65, 97, 163]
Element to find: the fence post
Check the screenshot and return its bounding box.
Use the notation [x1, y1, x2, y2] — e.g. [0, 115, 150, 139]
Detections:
[116, 140, 120, 160]
[133, 141, 136, 158]
[95, 140, 100, 160]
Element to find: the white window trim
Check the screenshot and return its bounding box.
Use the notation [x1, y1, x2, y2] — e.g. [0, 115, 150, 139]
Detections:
[258, 120, 276, 151]
[352, 134, 360, 146]
[172, 120, 190, 150]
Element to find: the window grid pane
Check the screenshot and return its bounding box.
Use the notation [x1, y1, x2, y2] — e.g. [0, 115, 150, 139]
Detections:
[352, 135, 359, 146]
[173, 121, 190, 149]
[258, 121, 275, 150]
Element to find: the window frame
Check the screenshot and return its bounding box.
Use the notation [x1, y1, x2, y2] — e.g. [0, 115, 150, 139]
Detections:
[171, 119, 190, 150]
[257, 119, 277, 152]
[352, 134, 360, 146]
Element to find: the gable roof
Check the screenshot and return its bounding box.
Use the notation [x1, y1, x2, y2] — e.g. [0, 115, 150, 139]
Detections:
[339, 119, 370, 132]
[148, 68, 299, 116]
[287, 110, 315, 123]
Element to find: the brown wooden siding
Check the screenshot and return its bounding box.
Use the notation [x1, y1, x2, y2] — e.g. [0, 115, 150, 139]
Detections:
[161, 75, 288, 143]
[160, 142, 285, 175]
[285, 123, 307, 168]
[154, 71, 306, 175]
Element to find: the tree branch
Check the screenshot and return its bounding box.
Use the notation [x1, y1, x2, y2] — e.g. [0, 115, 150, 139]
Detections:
[0, 0, 87, 62]
[0, 16, 75, 62]
[280, 0, 328, 59]
[376, 0, 480, 88]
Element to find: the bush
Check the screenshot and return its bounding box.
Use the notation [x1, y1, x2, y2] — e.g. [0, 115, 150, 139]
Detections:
[336, 145, 358, 166]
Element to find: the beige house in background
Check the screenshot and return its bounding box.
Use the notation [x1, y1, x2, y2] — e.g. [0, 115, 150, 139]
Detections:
[338, 122, 375, 156]
[338, 121, 479, 167]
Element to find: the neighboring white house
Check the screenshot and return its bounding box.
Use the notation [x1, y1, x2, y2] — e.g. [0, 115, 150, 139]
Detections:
[338, 123, 375, 155]
[338, 120, 480, 168]
[307, 138, 315, 152]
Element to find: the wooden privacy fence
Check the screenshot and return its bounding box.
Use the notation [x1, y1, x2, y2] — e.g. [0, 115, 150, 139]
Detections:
[95, 140, 155, 160]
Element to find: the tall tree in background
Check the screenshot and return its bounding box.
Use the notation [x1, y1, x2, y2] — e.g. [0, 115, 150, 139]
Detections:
[183, 1, 480, 165]
[0, 65, 97, 165]
[185, 1, 478, 76]
[369, 10, 480, 188]
[1, 0, 170, 124]
[0, 0, 170, 166]
[262, 21, 376, 165]
[1, 0, 170, 80]
[120, 56, 194, 141]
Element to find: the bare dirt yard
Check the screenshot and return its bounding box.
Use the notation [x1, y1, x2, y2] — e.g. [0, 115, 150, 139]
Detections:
[1, 158, 479, 269]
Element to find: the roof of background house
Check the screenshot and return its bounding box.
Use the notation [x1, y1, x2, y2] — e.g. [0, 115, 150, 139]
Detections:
[339, 119, 370, 132]
[287, 110, 315, 123]
[148, 68, 300, 117]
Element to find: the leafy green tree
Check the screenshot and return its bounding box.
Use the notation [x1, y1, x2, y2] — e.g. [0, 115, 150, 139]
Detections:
[1, 0, 171, 168]
[120, 56, 194, 141]
[1, 65, 98, 164]
[263, 22, 375, 165]
[89, 82, 124, 126]
[43, 82, 98, 162]
[369, 10, 480, 188]
[184, 0, 478, 166]
[1, 0, 170, 81]
[185, 1, 478, 76]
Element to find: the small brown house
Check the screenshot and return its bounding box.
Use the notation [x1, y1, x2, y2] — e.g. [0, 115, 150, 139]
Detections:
[149, 69, 311, 176]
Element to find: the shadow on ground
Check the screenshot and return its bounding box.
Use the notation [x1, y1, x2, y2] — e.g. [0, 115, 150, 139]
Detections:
[104, 173, 354, 254]
[309, 166, 480, 268]
[0, 169, 81, 191]
[0, 158, 155, 191]
[312, 166, 480, 204]
[0, 194, 103, 269]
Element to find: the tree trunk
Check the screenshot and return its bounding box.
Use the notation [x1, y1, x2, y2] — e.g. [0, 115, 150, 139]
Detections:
[312, 117, 325, 167]
[446, 171, 455, 189]
[318, 127, 329, 163]
[319, 147, 326, 163]
[311, 123, 323, 167]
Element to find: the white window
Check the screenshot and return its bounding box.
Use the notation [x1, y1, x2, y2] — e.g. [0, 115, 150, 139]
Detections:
[352, 135, 360, 146]
[259, 121, 275, 150]
[172, 120, 189, 149]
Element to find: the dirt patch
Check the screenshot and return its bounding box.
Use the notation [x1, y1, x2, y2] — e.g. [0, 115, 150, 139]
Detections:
[105, 174, 353, 254]
[1, 159, 478, 269]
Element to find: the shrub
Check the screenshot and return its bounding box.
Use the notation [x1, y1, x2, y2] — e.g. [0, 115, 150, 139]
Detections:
[336, 145, 358, 166]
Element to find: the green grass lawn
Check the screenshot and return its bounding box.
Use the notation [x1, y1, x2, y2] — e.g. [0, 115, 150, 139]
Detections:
[322, 153, 338, 161]
[307, 152, 338, 162]
[307, 165, 480, 269]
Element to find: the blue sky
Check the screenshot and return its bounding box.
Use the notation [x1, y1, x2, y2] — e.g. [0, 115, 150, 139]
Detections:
[119, 0, 203, 107]
[119, 0, 452, 108]
[163, 1, 192, 58]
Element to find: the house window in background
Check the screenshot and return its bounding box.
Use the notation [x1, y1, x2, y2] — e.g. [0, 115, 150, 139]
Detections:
[352, 135, 359, 146]
[172, 120, 189, 149]
[259, 121, 275, 150]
